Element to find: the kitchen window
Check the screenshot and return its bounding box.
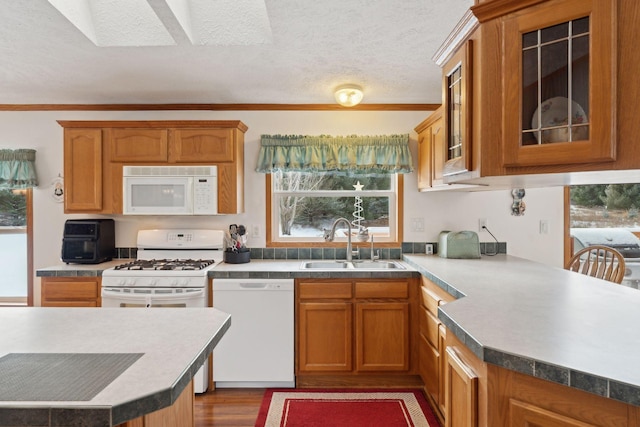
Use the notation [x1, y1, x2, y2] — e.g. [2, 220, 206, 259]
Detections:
[266, 171, 402, 246]
[256, 134, 412, 247]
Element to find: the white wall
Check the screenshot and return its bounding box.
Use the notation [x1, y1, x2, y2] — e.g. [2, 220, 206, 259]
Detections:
[0, 110, 565, 303]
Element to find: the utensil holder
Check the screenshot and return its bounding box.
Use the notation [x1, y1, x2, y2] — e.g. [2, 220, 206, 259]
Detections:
[223, 249, 251, 264]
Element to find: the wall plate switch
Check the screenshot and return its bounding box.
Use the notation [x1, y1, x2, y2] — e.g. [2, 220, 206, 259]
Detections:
[539, 220, 549, 234]
[425, 244, 433, 255]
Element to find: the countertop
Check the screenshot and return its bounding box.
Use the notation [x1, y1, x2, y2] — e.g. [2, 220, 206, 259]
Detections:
[403, 254, 640, 407]
[36, 255, 640, 406]
[36, 259, 134, 277]
[0, 307, 231, 427]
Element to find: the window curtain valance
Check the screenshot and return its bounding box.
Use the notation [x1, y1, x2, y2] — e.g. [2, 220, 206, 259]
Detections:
[0, 149, 38, 189]
[256, 134, 413, 174]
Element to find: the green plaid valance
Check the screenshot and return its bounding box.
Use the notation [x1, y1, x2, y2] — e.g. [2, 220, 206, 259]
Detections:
[256, 134, 413, 174]
[0, 149, 38, 189]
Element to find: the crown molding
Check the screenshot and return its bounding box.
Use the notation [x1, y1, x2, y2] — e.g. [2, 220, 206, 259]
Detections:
[0, 103, 439, 112]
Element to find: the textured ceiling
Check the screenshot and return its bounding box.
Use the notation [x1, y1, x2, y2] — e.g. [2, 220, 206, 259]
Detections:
[0, 0, 473, 105]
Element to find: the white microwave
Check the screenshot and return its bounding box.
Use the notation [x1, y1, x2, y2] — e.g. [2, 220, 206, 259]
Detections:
[123, 165, 218, 215]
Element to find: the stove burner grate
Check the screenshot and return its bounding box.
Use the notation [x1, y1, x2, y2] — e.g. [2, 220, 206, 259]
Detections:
[114, 259, 215, 271]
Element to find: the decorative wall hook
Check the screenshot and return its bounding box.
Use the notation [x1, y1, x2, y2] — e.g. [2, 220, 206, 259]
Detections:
[511, 188, 526, 216]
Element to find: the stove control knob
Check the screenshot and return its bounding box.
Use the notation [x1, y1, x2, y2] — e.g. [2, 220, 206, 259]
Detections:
[178, 279, 189, 286]
[126, 279, 136, 286]
[170, 279, 178, 286]
[148, 279, 157, 286]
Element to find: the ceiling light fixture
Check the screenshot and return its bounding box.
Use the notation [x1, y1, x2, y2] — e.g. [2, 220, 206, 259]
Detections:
[334, 84, 364, 107]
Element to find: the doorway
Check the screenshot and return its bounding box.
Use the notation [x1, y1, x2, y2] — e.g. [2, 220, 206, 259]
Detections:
[0, 188, 32, 306]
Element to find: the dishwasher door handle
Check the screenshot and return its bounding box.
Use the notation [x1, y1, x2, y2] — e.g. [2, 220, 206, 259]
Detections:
[238, 283, 268, 289]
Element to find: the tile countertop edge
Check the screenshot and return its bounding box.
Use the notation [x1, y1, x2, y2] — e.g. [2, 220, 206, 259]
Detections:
[0, 309, 232, 427]
[402, 254, 640, 408]
[110, 315, 231, 426]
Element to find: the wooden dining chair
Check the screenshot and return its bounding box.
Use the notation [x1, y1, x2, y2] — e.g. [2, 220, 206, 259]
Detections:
[566, 245, 626, 284]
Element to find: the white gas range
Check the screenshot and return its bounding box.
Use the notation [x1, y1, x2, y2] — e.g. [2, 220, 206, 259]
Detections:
[101, 228, 225, 393]
[101, 229, 224, 305]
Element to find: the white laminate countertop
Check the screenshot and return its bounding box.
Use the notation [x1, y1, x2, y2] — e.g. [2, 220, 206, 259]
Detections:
[403, 254, 640, 407]
[0, 307, 231, 427]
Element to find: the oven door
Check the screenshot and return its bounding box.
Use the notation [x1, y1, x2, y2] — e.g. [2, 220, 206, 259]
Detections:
[101, 287, 206, 308]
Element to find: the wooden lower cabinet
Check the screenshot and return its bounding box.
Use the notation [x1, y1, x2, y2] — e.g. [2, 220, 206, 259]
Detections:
[298, 301, 353, 372]
[509, 399, 597, 427]
[418, 276, 455, 423]
[445, 328, 640, 427]
[445, 346, 478, 427]
[117, 380, 194, 427]
[355, 301, 409, 371]
[296, 278, 418, 386]
[40, 277, 101, 307]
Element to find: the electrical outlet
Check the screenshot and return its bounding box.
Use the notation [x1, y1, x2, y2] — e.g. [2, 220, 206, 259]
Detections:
[478, 218, 488, 232]
[425, 244, 434, 255]
[251, 224, 261, 238]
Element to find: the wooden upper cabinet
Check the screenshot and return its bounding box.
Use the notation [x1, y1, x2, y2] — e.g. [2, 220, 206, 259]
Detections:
[501, 0, 616, 167]
[63, 128, 104, 212]
[58, 120, 247, 215]
[415, 107, 445, 191]
[110, 129, 168, 162]
[169, 128, 234, 163]
[443, 40, 472, 177]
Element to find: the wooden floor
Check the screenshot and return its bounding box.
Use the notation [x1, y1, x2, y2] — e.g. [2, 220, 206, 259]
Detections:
[194, 388, 265, 427]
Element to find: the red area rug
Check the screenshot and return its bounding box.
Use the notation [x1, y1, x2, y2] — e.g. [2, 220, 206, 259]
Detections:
[255, 389, 441, 427]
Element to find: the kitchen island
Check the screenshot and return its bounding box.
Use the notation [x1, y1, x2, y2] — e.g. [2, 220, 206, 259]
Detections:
[0, 307, 230, 427]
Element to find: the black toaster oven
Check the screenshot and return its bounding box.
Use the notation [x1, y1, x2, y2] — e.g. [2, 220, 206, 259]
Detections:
[61, 219, 115, 264]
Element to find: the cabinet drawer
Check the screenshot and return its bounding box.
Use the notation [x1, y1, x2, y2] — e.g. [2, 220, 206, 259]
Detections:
[42, 279, 100, 299]
[420, 306, 440, 348]
[421, 286, 445, 314]
[354, 281, 408, 299]
[298, 282, 352, 299]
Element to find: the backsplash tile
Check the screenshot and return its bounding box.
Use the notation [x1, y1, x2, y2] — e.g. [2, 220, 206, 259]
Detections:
[113, 241, 506, 261]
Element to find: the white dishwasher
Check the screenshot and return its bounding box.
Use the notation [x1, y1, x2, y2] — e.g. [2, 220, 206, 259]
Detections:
[212, 278, 295, 388]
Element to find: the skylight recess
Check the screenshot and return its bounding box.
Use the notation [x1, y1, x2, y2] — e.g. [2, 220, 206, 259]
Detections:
[48, 0, 176, 46]
[48, 0, 272, 47]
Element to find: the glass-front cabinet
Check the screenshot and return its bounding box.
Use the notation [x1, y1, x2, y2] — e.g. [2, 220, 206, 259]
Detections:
[443, 41, 472, 177]
[502, 0, 615, 168]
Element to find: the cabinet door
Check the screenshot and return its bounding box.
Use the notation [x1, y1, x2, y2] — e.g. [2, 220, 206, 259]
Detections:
[355, 302, 409, 371]
[438, 324, 447, 416]
[443, 40, 472, 177]
[432, 116, 445, 186]
[445, 346, 478, 427]
[169, 129, 234, 163]
[415, 107, 444, 191]
[298, 302, 353, 372]
[502, 0, 615, 167]
[110, 128, 168, 162]
[509, 399, 596, 427]
[41, 277, 101, 307]
[419, 332, 440, 408]
[64, 128, 103, 212]
[417, 127, 432, 190]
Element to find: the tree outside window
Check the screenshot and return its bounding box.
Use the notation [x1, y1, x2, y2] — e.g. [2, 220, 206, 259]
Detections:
[270, 171, 398, 243]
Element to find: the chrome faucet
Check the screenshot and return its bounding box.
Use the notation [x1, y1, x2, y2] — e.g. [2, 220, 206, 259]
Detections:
[370, 235, 379, 261]
[323, 218, 359, 262]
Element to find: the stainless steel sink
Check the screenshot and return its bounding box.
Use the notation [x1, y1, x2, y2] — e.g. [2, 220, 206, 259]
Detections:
[351, 261, 405, 269]
[300, 260, 405, 270]
[300, 261, 351, 269]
